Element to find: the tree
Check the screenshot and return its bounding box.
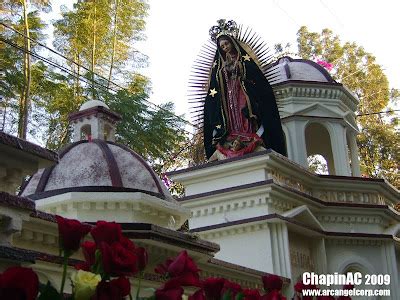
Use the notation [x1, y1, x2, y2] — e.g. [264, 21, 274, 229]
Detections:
[1, 0, 51, 139]
[50, 1, 188, 174]
[296, 26, 399, 187]
[0, 4, 48, 137]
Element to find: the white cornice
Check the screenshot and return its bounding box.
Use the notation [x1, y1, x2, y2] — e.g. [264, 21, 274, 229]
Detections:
[273, 81, 359, 111]
[35, 192, 189, 229]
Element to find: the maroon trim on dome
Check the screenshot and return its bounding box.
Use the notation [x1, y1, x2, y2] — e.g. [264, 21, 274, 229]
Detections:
[107, 141, 166, 198]
[26, 186, 166, 200]
[93, 139, 123, 187]
[273, 56, 335, 83]
[35, 167, 54, 194]
[284, 63, 291, 79]
[32, 140, 88, 194]
[273, 80, 343, 88]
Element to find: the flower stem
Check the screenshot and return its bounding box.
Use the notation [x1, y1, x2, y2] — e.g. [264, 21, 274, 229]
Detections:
[59, 252, 68, 295]
[135, 272, 143, 300]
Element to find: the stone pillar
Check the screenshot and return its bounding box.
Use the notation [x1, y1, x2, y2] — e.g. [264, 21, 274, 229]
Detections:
[382, 242, 399, 300]
[329, 123, 351, 176]
[348, 133, 361, 176]
[284, 120, 308, 168]
[270, 223, 291, 278]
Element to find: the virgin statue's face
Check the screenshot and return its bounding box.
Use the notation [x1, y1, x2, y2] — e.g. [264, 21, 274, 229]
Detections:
[219, 38, 233, 54]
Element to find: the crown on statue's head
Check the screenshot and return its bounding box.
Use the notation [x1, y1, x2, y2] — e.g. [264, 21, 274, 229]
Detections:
[209, 19, 239, 42]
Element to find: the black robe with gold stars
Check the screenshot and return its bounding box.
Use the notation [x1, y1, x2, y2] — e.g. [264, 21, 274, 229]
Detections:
[203, 35, 287, 159]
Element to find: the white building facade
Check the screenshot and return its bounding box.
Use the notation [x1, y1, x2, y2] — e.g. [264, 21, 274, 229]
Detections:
[169, 57, 400, 299]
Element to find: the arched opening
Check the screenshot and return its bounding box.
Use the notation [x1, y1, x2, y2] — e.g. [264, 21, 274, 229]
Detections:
[305, 122, 335, 174]
[80, 124, 92, 140]
[104, 123, 112, 141]
[307, 154, 328, 174]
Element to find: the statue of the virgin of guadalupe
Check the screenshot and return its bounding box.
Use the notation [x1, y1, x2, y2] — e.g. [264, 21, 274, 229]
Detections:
[190, 19, 287, 161]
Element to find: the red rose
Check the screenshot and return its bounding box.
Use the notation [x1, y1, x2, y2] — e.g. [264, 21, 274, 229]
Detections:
[91, 221, 122, 245]
[262, 274, 283, 291]
[75, 241, 97, 271]
[168, 250, 199, 277]
[164, 272, 202, 289]
[100, 242, 138, 276]
[56, 215, 91, 253]
[134, 246, 148, 271]
[0, 267, 39, 300]
[203, 277, 225, 300]
[155, 286, 184, 300]
[221, 280, 242, 298]
[82, 241, 97, 265]
[91, 277, 130, 300]
[156, 251, 201, 288]
[243, 289, 261, 300]
[120, 235, 136, 251]
[294, 281, 304, 292]
[294, 281, 318, 300]
[155, 258, 173, 275]
[243, 288, 261, 300]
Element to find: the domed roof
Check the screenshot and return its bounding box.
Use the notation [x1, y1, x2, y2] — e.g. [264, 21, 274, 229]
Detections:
[21, 139, 173, 201]
[270, 56, 336, 84]
[79, 100, 109, 111]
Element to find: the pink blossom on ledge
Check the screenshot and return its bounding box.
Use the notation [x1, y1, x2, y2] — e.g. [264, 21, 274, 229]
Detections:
[316, 59, 333, 71]
[162, 173, 172, 188]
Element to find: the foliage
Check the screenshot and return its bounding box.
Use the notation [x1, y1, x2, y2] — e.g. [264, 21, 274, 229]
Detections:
[307, 154, 328, 175]
[1, 0, 190, 180]
[296, 26, 399, 187]
[0, 8, 48, 136]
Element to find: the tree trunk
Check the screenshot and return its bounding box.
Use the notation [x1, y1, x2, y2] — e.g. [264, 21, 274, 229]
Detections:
[1, 97, 8, 131]
[91, 0, 97, 100]
[18, 0, 31, 139]
[107, 0, 119, 88]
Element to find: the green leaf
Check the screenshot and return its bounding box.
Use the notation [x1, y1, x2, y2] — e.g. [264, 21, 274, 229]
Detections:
[235, 292, 244, 300]
[38, 281, 62, 300]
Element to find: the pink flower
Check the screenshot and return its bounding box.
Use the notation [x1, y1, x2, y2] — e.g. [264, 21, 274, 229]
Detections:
[316, 59, 333, 71]
[162, 173, 172, 188]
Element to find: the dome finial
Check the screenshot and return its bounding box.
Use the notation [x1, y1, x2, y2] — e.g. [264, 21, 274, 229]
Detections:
[69, 100, 121, 142]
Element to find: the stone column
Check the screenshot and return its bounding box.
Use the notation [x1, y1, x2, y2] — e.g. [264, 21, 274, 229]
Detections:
[348, 133, 361, 176]
[284, 120, 308, 168]
[329, 123, 351, 176]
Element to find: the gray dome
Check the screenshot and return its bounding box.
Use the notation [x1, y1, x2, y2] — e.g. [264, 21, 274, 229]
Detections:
[271, 56, 336, 84]
[21, 140, 172, 201]
[79, 100, 109, 111]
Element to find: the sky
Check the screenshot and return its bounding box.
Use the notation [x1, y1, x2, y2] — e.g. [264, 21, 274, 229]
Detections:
[50, 0, 400, 126]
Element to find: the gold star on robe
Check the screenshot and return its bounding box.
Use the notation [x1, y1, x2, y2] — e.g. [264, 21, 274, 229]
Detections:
[216, 125, 221, 129]
[212, 61, 217, 68]
[209, 88, 218, 97]
[243, 54, 251, 61]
